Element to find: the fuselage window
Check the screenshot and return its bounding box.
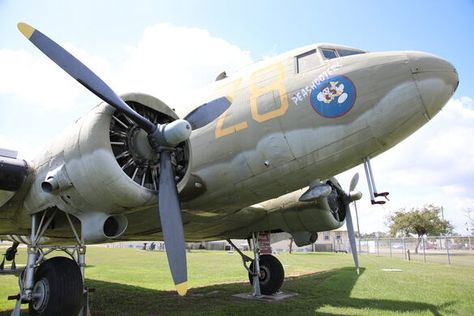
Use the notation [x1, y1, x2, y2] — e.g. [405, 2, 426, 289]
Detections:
[321, 48, 337, 60]
[296, 49, 319, 73]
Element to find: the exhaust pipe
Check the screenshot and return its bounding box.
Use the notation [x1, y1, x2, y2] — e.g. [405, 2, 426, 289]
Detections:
[41, 164, 72, 194]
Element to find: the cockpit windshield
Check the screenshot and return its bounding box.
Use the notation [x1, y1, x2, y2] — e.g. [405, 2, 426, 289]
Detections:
[321, 47, 365, 60]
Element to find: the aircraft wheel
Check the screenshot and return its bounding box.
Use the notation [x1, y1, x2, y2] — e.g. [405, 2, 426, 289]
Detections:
[29, 256, 83, 316]
[248, 254, 284, 295]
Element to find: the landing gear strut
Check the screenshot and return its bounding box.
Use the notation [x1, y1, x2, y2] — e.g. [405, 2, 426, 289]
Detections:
[9, 210, 89, 316]
[227, 233, 284, 296]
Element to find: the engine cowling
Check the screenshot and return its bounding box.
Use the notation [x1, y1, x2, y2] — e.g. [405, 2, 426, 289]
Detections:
[226, 178, 348, 239]
[24, 93, 192, 242]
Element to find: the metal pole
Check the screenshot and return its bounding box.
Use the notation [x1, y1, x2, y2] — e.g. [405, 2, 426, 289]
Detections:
[25, 214, 38, 292]
[376, 236, 380, 257]
[365, 157, 379, 193]
[445, 235, 451, 265]
[422, 238, 426, 263]
[403, 237, 406, 260]
[363, 159, 375, 201]
[251, 233, 262, 297]
[389, 238, 392, 258]
[468, 235, 472, 251]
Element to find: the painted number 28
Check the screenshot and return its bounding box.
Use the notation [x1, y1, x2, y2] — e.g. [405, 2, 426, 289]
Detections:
[215, 63, 289, 138]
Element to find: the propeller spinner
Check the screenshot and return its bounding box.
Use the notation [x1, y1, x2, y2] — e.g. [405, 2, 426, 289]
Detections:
[18, 22, 231, 295]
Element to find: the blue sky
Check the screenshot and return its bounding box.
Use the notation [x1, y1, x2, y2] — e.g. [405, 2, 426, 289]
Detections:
[1, 0, 473, 234]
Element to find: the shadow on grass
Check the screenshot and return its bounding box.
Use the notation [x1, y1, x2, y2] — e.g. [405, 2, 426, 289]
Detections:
[4, 267, 452, 316]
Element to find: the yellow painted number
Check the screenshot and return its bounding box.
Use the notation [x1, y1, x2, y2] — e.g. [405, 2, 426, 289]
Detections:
[215, 79, 248, 138]
[215, 62, 288, 138]
[249, 63, 288, 123]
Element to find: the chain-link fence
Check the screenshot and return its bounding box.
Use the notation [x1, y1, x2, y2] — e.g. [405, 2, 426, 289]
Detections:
[358, 236, 474, 266]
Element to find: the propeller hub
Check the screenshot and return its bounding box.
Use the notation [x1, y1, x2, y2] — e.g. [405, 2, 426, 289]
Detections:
[163, 119, 192, 146]
[148, 119, 192, 150]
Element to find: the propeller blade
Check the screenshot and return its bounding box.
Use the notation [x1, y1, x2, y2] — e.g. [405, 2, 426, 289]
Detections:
[17, 22, 155, 134]
[184, 97, 231, 130]
[349, 172, 359, 192]
[158, 150, 187, 296]
[345, 203, 360, 275]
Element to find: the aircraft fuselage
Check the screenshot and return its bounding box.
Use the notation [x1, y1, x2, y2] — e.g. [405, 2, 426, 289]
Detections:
[0, 43, 458, 242]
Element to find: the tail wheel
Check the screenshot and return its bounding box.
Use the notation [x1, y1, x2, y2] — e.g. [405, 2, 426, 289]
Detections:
[29, 257, 83, 316]
[248, 254, 285, 295]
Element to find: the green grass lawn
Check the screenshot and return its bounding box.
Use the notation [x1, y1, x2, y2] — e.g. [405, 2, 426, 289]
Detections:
[1, 247, 473, 315]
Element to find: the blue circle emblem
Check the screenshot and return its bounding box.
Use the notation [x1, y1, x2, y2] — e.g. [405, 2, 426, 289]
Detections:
[310, 75, 356, 118]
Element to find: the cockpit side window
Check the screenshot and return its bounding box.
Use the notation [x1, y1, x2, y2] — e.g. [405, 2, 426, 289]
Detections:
[337, 49, 364, 57]
[296, 49, 319, 73]
[321, 48, 337, 60]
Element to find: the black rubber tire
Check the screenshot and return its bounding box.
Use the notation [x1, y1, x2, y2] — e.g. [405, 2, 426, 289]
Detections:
[29, 256, 83, 316]
[248, 254, 284, 295]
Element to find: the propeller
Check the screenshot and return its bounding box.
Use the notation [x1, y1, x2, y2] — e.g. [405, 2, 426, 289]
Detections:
[346, 173, 361, 275]
[18, 22, 232, 295]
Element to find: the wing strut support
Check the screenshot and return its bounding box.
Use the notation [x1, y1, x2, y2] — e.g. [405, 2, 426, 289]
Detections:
[363, 157, 390, 205]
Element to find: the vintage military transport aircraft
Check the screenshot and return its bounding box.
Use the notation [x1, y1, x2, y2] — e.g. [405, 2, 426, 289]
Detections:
[0, 22, 458, 315]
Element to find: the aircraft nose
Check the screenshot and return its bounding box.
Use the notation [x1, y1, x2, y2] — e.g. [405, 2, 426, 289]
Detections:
[407, 52, 459, 118]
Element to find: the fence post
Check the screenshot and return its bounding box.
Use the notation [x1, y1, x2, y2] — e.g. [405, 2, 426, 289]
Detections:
[445, 235, 451, 265]
[402, 237, 406, 260]
[389, 238, 392, 257]
[376, 236, 380, 256]
[469, 235, 472, 251]
[422, 237, 426, 263]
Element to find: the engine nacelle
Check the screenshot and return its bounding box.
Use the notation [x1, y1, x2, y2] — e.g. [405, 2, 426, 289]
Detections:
[24, 93, 192, 242]
[233, 178, 348, 237]
[80, 213, 128, 243]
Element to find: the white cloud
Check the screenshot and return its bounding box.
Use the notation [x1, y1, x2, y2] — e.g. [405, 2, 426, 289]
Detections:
[0, 23, 253, 159]
[0, 23, 251, 115]
[0, 43, 112, 160]
[0, 45, 110, 111]
[116, 23, 253, 114]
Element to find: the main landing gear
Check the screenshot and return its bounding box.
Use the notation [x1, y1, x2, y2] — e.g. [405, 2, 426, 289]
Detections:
[228, 232, 284, 296]
[9, 210, 90, 316]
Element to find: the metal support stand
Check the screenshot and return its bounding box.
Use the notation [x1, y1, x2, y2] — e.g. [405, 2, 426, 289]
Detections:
[251, 233, 262, 297]
[363, 157, 389, 205]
